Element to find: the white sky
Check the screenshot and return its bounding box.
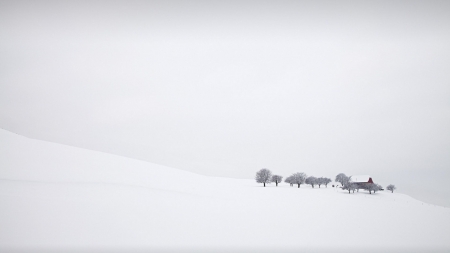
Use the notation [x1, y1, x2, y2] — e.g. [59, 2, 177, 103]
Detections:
[1, 0, 450, 206]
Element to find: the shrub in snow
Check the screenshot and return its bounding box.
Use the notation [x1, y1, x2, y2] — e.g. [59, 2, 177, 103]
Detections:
[387, 184, 396, 193]
[256, 168, 272, 187]
[271, 175, 283, 187]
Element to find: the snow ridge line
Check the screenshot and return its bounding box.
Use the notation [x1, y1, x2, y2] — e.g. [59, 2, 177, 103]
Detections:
[0, 178, 211, 198]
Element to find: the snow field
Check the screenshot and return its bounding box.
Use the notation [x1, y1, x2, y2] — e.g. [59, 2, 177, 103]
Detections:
[1, 129, 449, 252]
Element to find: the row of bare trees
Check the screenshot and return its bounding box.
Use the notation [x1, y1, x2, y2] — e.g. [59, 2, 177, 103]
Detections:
[255, 169, 331, 188]
[342, 182, 384, 194]
[256, 169, 397, 195]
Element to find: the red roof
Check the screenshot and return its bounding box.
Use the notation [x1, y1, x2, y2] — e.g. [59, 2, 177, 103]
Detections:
[351, 175, 373, 183]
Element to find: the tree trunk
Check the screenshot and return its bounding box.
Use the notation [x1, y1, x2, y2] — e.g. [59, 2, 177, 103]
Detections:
[298, 184, 300, 188]
[264, 183, 265, 187]
[276, 182, 278, 187]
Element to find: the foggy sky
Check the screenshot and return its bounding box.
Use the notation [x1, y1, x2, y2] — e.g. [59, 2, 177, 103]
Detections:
[1, 1, 450, 206]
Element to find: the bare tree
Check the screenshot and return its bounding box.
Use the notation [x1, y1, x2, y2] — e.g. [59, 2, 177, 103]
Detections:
[255, 168, 272, 187]
[285, 176, 294, 187]
[323, 178, 332, 187]
[364, 183, 374, 194]
[305, 176, 317, 188]
[386, 184, 396, 193]
[342, 182, 357, 194]
[373, 184, 382, 194]
[364, 183, 382, 194]
[316, 177, 324, 188]
[291, 172, 307, 188]
[271, 175, 283, 187]
[344, 176, 352, 186]
[335, 173, 349, 186]
[317, 177, 331, 188]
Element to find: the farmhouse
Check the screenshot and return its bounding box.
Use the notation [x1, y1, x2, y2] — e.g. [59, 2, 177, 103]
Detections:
[351, 175, 374, 189]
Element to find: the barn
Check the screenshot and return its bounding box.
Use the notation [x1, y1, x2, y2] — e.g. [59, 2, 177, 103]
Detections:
[351, 175, 373, 184]
[351, 175, 374, 190]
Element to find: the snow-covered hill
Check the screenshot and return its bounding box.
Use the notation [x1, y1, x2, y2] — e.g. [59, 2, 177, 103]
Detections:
[1, 129, 449, 253]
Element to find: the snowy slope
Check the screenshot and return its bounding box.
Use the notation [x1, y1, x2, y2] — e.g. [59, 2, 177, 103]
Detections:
[1, 129, 449, 253]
